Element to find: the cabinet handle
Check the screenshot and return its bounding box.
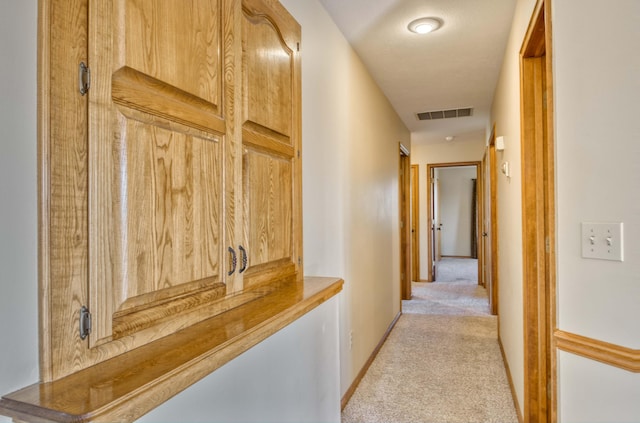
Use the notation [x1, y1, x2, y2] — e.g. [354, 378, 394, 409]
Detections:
[228, 247, 237, 276]
[239, 245, 247, 273]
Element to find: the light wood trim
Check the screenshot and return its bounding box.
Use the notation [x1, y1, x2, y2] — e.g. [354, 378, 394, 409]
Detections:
[488, 133, 498, 316]
[499, 336, 524, 423]
[426, 162, 481, 282]
[426, 166, 434, 281]
[242, 258, 297, 289]
[0, 277, 343, 423]
[555, 330, 640, 373]
[520, 1, 556, 422]
[399, 148, 411, 299]
[410, 164, 420, 282]
[341, 312, 401, 410]
[242, 125, 295, 158]
[111, 66, 226, 135]
[40, 0, 91, 381]
[476, 159, 484, 287]
[544, 3, 558, 420]
[37, 0, 53, 383]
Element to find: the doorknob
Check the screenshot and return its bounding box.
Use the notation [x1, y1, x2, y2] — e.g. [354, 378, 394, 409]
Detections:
[482, 232, 488, 237]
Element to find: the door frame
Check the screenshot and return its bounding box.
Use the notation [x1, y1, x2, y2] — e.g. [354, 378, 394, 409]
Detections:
[488, 128, 499, 315]
[520, 1, 556, 421]
[410, 164, 421, 282]
[426, 161, 481, 282]
[399, 144, 412, 300]
[478, 155, 485, 287]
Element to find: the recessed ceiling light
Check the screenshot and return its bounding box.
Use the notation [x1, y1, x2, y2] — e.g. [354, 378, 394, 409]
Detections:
[408, 17, 442, 34]
[445, 136, 455, 142]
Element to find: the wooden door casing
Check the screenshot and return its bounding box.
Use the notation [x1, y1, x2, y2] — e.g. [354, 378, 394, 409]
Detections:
[410, 164, 420, 282]
[399, 148, 411, 300]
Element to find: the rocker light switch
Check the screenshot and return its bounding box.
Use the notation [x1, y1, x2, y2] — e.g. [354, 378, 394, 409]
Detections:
[581, 222, 624, 261]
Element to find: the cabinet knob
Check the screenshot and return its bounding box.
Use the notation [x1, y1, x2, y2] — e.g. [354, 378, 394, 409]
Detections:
[228, 247, 237, 276]
[238, 245, 248, 273]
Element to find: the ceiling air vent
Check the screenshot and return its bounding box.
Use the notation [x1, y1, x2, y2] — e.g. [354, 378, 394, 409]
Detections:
[417, 107, 473, 121]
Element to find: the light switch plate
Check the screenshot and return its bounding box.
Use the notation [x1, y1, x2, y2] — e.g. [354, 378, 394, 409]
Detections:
[581, 222, 624, 261]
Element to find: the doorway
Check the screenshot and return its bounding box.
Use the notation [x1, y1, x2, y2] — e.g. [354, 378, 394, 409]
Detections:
[410, 165, 420, 283]
[399, 144, 412, 300]
[426, 162, 481, 283]
[483, 130, 499, 316]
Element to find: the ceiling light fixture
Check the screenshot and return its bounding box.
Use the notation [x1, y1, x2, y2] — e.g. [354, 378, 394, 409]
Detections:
[408, 17, 442, 34]
[445, 136, 455, 142]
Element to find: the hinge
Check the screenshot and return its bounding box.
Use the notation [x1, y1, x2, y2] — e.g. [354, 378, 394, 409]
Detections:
[298, 256, 301, 266]
[545, 236, 550, 253]
[297, 42, 300, 52]
[297, 150, 301, 158]
[79, 306, 92, 340]
[79, 62, 91, 96]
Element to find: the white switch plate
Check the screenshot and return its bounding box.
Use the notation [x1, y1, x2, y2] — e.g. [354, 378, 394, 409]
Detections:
[581, 222, 624, 261]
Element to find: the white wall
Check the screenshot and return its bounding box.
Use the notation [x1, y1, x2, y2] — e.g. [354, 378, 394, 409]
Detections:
[489, 0, 536, 412]
[411, 139, 485, 280]
[281, 0, 410, 396]
[0, 3, 40, 422]
[437, 167, 477, 257]
[552, 0, 640, 421]
[139, 297, 340, 423]
[491, 0, 640, 420]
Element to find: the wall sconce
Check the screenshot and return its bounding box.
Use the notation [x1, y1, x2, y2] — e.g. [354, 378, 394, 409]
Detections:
[496, 136, 505, 151]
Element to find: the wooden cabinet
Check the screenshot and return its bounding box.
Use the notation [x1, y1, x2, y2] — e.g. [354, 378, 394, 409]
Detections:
[41, 0, 301, 381]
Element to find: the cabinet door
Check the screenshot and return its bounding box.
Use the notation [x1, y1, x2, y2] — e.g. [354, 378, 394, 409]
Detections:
[240, 0, 302, 288]
[88, 0, 230, 349]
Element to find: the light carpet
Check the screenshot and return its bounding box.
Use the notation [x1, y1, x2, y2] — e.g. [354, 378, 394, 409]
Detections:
[435, 258, 478, 282]
[342, 279, 518, 423]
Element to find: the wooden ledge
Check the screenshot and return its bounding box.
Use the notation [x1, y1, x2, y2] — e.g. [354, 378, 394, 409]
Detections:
[0, 277, 343, 423]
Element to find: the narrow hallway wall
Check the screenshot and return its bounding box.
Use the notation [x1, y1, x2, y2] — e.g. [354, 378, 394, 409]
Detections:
[490, 0, 537, 412]
[282, 0, 411, 397]
[553, 0, 640, 420]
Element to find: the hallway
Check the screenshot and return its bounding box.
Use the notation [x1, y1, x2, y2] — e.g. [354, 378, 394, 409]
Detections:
[342, 266, 517, 422]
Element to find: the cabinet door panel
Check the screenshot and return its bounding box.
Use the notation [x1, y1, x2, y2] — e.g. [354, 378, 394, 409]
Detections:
[116, 118, 221, 312]
[123, 0, 221, 109]
[89, 0, 226, 348]
[241, 0, 301, 288]
[243, 150, 292, 266]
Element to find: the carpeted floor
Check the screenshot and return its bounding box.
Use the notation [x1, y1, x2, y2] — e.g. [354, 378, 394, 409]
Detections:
[342, 261, 518, 423]
[435, 257, 478, 282]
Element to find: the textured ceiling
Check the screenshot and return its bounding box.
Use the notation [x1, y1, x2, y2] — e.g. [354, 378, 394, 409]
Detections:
[318, 0, 517, 145]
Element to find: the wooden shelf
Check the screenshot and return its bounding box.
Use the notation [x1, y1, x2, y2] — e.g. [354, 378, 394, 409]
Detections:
[0, 277, 343, 423]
